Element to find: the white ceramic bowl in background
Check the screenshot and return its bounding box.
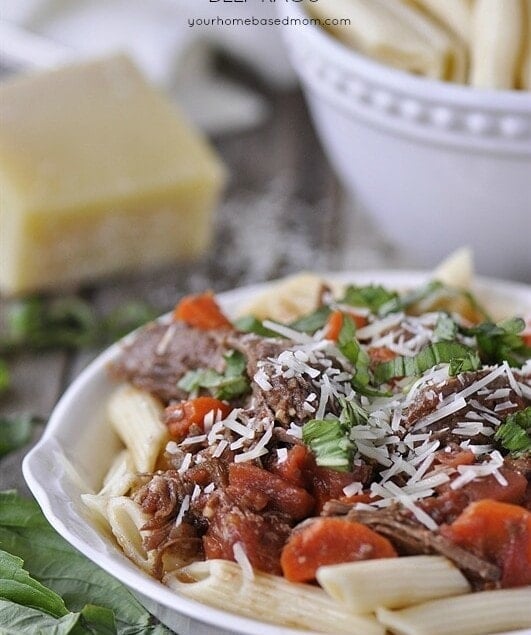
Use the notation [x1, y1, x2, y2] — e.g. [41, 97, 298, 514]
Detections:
[278, 4, 531, 281]
[23, 272, 531, 635]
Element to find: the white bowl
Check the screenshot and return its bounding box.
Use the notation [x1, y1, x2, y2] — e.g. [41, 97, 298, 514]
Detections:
[22, 271, 531, 635]
[278, 4, 531, 281]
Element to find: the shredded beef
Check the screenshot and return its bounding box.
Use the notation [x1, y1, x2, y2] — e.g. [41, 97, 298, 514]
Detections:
[109, 321, 231, 402]
[404, 370, 530, 446]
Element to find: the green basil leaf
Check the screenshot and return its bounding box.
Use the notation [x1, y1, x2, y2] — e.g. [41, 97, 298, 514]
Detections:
[0, 491, 171, 634]
[0, 599, 82, 635]
[0, 549, 68, 618]
[464, 318, 530, 367]
[374, 342, 481, 384]
[495, 408, 531, 455]
[177, 351, 250, 401]
[234, 316, 280, 338]
[341, 285, 398, 314]
[290, 306, 331, 334]
[337, 315, 371, 388]
[302, 418, 353, 471]
[434, 314, 457, 341]
[0, 359, 10, 393]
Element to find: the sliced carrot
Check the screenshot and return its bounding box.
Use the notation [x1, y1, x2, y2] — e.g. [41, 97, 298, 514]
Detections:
[165, 397, 231, 441]
[173, 292, 233, 330]
[435, 448, 475, 469]
[441, 499, 531, 588]
[281, 518, 397, 582]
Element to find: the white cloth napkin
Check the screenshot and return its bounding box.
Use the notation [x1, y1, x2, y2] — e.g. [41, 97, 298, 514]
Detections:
[0, 0, 296, 133]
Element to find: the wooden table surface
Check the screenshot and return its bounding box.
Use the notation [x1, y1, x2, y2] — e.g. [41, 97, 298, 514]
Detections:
[0, 84, 409, 497]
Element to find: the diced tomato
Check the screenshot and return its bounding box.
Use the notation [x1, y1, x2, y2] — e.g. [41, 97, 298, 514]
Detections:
[368, 347, 397, 363]
[269, 445, 313, 489]
[165, 397, 231, 441]
[458, 467, 527, 506]
[324, 311, 344, 341]
[311, 465, 372, 513]
[339, 492, 372, 505]
[441, 500, 531, 587]
[435, 448, 475, 469]
[173, 292, 233, 330]
[228, 463, 315, 521]
[280, 518, 397, 582]
[204, 504, 291, 575]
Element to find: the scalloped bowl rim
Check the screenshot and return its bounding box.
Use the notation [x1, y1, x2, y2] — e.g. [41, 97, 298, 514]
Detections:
[278, 2, 531, 111]
[23, 271, 531, 635]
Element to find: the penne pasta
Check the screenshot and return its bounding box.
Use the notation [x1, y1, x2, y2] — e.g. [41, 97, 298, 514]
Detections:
[166, 559, 385, 635]
[376, 587, 531, 635]
[432, 246, 473, 290]
[107, 384, 167, 474]
[317, 556, 471, 612]
[236, 272, 329, 322]
[470, 0, 526, 89]
[408, 0, 474, 43]
[81, 449, 137, 524]
[307, 0, 466, 82]
[107, 496, 156, 574]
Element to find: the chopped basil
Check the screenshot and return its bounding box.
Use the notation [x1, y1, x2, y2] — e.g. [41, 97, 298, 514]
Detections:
[374, 342, 481, 384]
[378, 280, 444, 316]
[337, 315, 370, 387]
[302, 400, 367, 471]
[177, 350, 250, 401]
[302, 418, 354, 471]
[340, 285, 398, 315]
[289, 306, 331, 334]
[464, 317, 531, 368]
[233, 316, 280, 338]
[434, 313, 457, 341]
[495, 408, 531, 455]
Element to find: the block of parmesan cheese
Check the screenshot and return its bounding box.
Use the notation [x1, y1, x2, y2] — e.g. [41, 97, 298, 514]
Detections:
[0, 55, 226, 295]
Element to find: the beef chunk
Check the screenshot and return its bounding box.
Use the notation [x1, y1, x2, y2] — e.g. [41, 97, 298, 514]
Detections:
[109, 321, 231, 402]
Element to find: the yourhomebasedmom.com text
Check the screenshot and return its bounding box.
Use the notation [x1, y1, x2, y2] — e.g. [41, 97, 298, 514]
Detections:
[188, 15, 351, 27]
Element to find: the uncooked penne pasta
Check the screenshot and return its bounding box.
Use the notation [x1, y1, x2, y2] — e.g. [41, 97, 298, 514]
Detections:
[81, 449, 137, 523]
[376, 587, 531, 635]
[317, 556, 471, 612]
[307, 0, 466, 81]
[107, 384, 167, 474]
[470, 0, 526, 89]
[409, 0, 474, 42]
[107, 496, 156, 574]
[166, 559, 385, 635]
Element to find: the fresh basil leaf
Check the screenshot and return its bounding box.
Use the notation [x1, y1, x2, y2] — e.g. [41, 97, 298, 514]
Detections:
[177, 351, 250, 401]
[234, 316, 280, 338]
[434, 314, 457, 341]
[341, 285, 398, 315]
[302, 418, 354, 471]
[380, 280, 448, 317]
[0, 599, 82, 635]
[78, 604, 117, 635]
[0, 549, 68, 618]
[0, 415, 37, 458]
[374, 342, 481, 384]
[337, 315, 371, 388]
[0, 492, 171, 635]
[495, 408, 531, 455]
[290, 306, 331, 334]
[464, 317, 530, 367]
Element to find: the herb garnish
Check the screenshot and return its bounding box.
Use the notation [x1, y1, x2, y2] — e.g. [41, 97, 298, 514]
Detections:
[178, 350, 250, 400]
[374, 342, 481, 384]
[0, 415, 41, 458]
[495, 408, 531, 455]
[340, 284, 399, 315]
[463, 317, 531, 368]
